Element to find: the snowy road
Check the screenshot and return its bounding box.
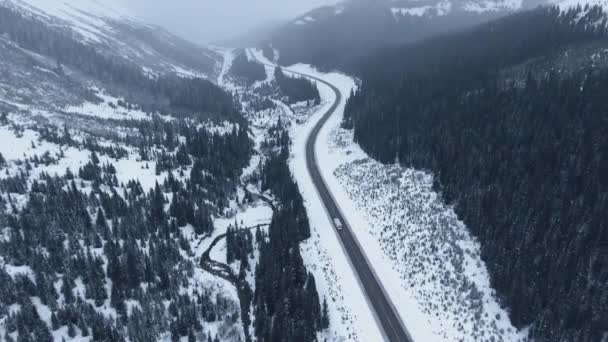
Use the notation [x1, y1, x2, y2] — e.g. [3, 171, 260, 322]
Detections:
[255, 57, 414, 342]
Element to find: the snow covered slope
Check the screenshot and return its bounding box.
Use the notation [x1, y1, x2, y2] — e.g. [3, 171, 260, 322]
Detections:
[0, 3, 253, 341]
[4, 0, 132, 41]
[319, 126, 528, 342]
[0, 0, 233, 137]
[2, 0, 221, 79]
[289, 0, 522, 26]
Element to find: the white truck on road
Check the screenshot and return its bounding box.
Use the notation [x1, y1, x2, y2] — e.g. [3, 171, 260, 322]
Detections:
[333, 218, 343, 230]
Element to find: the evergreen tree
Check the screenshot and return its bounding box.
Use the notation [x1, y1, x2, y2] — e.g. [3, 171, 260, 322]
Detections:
[67, 323, 76, 338]
[321, 297, 330, 330]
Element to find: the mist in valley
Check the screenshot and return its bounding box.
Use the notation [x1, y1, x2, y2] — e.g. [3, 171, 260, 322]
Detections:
[123, 0, 339, 44]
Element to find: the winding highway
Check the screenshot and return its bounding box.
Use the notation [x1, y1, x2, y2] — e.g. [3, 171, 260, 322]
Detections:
[255, 56, 414, 342]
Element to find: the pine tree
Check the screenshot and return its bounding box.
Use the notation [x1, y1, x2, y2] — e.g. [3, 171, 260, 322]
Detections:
[51, 313, 60, 331]
[61, 274, 75, 305]
[150, 182, 166, 223]
[321, 297, 330, 329]
[95, 208, 108, 231]
[90, 151, 100, 165]
[110, 283, 126, 314]
[62, 124, 72, 143]
[34, 323, 53, 342]
[67, 323, 76, 338]
[79, 320, 89, 337]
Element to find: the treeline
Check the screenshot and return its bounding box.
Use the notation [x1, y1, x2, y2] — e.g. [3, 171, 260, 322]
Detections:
[344, 6, 608, 342]
[0, 5, 237, 121]
[252, 122, 328, 341]
[229, 51, 267, 85]
[274, 67, 320, 105]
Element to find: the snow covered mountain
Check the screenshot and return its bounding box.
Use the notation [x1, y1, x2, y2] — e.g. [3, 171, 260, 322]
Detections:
[1, 0, 222, 79]
[266, 0, 608, 69]
[0, 0, 234, 128]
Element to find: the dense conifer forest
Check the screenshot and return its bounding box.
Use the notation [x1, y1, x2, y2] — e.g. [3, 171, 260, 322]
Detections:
[344, 6, 608, 341]
[228, 52, 267, 86]
[274, 67, 321, 105]
[252, 122, 327, 342]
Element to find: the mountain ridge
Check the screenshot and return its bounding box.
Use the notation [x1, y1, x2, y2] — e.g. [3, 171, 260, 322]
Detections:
[266, 0, 608, 70]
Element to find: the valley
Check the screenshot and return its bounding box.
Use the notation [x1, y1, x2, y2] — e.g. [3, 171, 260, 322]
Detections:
[0, 0, 606, 341]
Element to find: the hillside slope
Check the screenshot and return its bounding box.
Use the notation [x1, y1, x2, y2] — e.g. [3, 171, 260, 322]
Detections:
[1, 0, 222, 79]
[0, 1, 256, 341]
[343, 5, 608, 342]
[0, 1, 339, 341]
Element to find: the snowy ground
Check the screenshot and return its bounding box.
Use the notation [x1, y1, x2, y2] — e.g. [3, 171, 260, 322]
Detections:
[0, 116, 167, 193]
[250, 49, 530, 342]
[248, 49, 384, 342]
[215, 47, 235, 88]
[222, 49, 364, 342]
[62, 88, 155, 121]
[321, 127, 529, 342]
[284, 69, 386, 342]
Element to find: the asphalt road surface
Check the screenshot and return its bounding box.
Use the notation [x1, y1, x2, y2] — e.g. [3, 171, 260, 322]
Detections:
[259, 60, 414, 342]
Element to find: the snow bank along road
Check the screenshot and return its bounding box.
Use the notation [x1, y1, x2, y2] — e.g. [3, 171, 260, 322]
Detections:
[259, 60, 414, 342]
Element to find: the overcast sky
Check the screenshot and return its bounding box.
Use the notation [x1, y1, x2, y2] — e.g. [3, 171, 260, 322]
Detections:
[123, 0, 339, 44]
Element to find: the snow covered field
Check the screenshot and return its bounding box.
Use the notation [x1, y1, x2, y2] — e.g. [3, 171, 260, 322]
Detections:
[62, 88, 155, 122]
[250, 49, 530, 342]
[322, 127, 529, 341]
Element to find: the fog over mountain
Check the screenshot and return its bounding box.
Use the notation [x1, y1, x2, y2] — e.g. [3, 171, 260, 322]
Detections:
[123, 0, 339, 43]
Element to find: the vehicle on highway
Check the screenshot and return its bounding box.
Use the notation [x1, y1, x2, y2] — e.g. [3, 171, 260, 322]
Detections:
[333, 217, 343, 230]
